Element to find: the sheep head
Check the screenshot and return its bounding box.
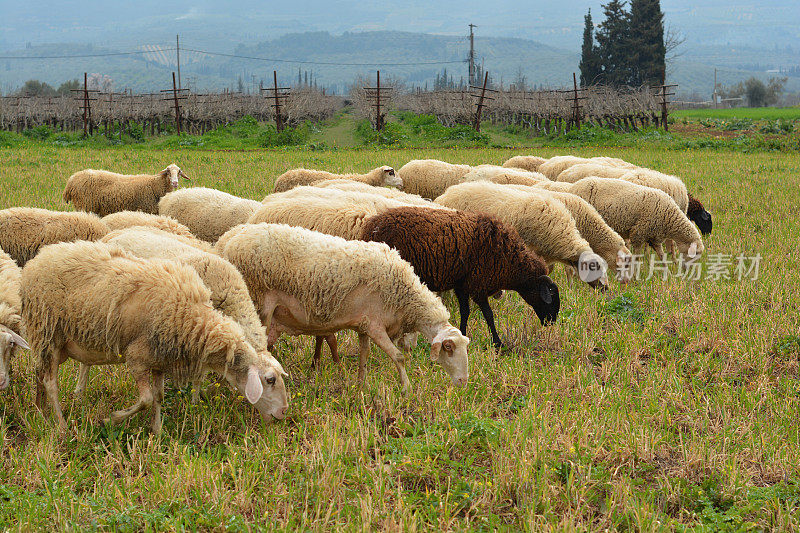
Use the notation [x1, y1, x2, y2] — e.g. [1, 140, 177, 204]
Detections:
[430, 325, 469, 386]
[519, 275, 560, 326]
[0, 324, 29, 391]
[163, 164, 191, 189]
[380, 166, 403, 189]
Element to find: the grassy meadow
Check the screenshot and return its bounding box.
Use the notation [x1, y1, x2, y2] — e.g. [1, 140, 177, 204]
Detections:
[671, 107, 800, 121]
[1, 144, 800, 530]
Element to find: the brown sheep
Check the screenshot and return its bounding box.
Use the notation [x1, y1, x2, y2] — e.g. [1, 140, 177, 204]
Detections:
[361, 207, 559, 349]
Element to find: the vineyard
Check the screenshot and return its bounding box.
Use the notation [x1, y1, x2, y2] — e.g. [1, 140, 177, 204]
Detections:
[1, 74, 670, 137]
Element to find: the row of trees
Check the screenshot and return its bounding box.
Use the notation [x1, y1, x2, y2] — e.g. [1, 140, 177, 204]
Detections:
[579, 0, 667, 88]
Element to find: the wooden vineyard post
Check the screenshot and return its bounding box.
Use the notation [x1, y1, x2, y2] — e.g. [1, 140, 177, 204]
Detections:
[260, 71, 290, 132]
[470, 72, 496, 132]
[651, 83, 677, 131]
[364, 71, 393, 132]
[572, 72, 581, 129]
[70, 73, 98, 137]
[161, 73, 188, 135]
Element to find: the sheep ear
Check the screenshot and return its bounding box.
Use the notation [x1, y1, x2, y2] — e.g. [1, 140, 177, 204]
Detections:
[179, 170, 191, 181]
[245, 366, 263, 404]
[8, 331, 29, 350]
[688, 242, 698, 258]
[430, 342, 442, 361]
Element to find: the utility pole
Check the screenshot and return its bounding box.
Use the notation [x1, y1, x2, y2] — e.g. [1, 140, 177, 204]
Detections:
[468, 24, 477, 86]
[176, 34, 181, 90]
[713, 68, 717, 108]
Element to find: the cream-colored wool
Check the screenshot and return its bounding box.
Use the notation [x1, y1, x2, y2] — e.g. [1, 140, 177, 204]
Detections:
[101, 228, 267, 352]
[217, 223, 469, 391]
[309, 179, 444, 207]
[102, 211, 195, 238]
[434, 181, 596, 270]
[159, 187, 264, 243]
[22, 240, 287, 431]
[537, 178, 704, 256]
[251, 189, 416, 240]
[556, 163, 690, 212]
[505, 185, 631, 270]
[501, 155, 547, 172]
[591, 156, 637, 169]
[463, 165, 549, 186]
[536, 156, 596, 179]
[396, 159, 473, 199]
[0, 207, 109, 266]
[63, 164, 189, 216]
[273, 166, 400, 192]
[0, 247, 26, 391]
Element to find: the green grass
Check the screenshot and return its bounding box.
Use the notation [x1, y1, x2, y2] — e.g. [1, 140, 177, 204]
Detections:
[2, 145, 800, 530]
[672, 107, 800, 121]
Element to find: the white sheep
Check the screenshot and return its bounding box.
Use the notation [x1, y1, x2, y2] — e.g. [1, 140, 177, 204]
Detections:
[80, 227, 273, 399]
[310, 179, 441, 207]
[0, 207, 110, 266]
[273, 166, 401, 192]
[251, 189, 417, 240]
[217, 223, 470, 393]
[22, 240, 288, 434]
[0, 247, 28, 391]
[537, 178, 704, 257]
[556, 163, 690, 212]
[462, 165, 549, 186]
[63, 164, 190, 216]
[435, 181, 608, 288]
[503, 185, 632, 279]
[158, 187, 263, 243]
[396, 159, 473, 199]
[101, 211, 196, 238]
[501, 155, 548, 172]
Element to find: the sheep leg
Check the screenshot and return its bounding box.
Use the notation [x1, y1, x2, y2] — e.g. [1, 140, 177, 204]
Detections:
[650, 242, 665, 258]
[42, 353, 67, 432]
[326, 335, 339, 363]
[454, 287, 471, 336]
[311, 336, 324, 369]
[151, 373, 164, 435]
[74, 363, 90, 396]
[357, 333, 370, 385]
[367, 325, 410, 394]
[106, 368, 154, 427]
[475, 297, 505, 350]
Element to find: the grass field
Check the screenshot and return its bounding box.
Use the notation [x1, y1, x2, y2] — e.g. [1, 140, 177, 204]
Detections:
[672, 107, 800, 121]
[2, 145, 800, 530]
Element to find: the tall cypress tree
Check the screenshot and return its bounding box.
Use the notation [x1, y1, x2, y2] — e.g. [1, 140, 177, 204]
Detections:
[579, 9, 602, 86]
[595, 0, 632, 87]
[629, 0, 666, 86]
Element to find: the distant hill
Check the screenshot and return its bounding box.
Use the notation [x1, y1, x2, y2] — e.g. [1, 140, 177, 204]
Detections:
[1, 31, 798, 97]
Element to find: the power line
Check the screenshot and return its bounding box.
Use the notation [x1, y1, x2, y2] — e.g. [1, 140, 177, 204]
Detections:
[181, 47, 466, 66]
[0, 45, 465, 67]
[0, 49, 176, 59]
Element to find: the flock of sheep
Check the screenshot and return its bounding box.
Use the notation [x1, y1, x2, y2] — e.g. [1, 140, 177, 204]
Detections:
[0, 155, 712, 433]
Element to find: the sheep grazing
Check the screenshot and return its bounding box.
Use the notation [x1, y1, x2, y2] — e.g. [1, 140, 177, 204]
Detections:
[159, 187, 263, 243]
[361, 207, 559, 348]
[505, 185, 632, 279]
[102, 211, 196, 238]
[86, 227, 274, 398]
[0, 248, 28, 391]
[273, 166, 401, 193]
[217, 223, 470, 393]
[63, 163, 190, 216]
[463, 165, 549, 186]
[537, 178, 705, 257]
[310, 179, 441, 207]
[0, 207, 109, 266]
[22, 241, 288, 433]
[435, 181, 608, 288]
[396, 159, 473, 199]
[502, 155, 548, 172]
[556, 163, 690, 212]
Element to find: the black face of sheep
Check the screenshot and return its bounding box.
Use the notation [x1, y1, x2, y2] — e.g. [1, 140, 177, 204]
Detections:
[688, 208, 713, 235]
[519, 275, 560, 325]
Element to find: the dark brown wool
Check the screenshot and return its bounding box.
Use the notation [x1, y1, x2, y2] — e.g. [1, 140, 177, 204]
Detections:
[687, 193, 712, 235]
[362, 207, 559, 348]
